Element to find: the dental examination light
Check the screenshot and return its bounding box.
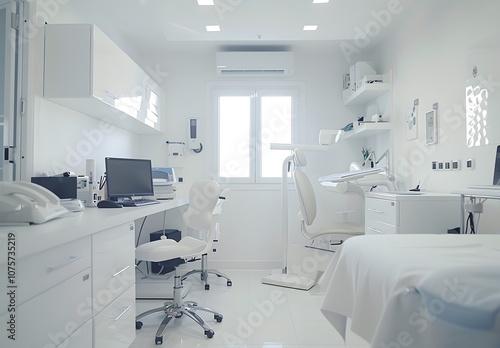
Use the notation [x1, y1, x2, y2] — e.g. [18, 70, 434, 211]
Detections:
[262, 139, 331, 291]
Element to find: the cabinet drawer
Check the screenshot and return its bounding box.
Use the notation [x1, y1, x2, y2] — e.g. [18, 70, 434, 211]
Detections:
[92, 223, 135, 314]
[365, 219, 397, 235]
[365, 198, 398, 225]
[18, 236, 91, 305]
[0, 268, 92, 348]
[57, 318, 93, 348]
[94, 286, 136, 348]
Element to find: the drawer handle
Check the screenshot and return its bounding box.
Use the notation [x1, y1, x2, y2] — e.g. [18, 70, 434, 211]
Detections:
[368, 227, 383, 234]
[115, 305, 132, 321]
[112, 265, 131, 277]
[105, 90, 119, 100]
[367, 208, 384, 214]
[47, 255, 83, 273]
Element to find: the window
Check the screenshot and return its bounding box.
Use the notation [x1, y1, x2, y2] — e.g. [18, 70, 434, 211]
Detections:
[213, 87, 299, 183]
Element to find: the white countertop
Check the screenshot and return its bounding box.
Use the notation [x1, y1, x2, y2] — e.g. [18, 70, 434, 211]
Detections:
[365, 191, 460, 200]
[0, 198, 188, 259]
[451, 188, 500, 198]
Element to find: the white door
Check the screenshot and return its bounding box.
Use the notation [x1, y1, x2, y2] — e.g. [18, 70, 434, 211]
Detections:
[0, 0, 22, 181]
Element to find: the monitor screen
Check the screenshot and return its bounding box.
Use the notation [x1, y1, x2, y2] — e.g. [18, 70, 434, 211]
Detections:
[105, 157, 154, 200]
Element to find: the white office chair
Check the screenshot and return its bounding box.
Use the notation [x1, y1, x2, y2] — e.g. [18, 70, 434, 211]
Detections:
[293, 149, 364, 245]
[182, 188, 232, 290]
[135, 180, 223, 344]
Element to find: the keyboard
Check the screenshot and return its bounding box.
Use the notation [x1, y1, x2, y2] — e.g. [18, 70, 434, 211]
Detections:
[121, 199, 160, 207]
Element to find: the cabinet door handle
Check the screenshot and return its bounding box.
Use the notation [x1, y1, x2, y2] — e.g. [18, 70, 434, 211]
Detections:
[105, 90, 119, 100]
[367, 208, 384, 214]
[115, 305, 132, 321]
[47, 255, 83, 273]
[112, 265, 131, 277]
[368, 227, 383, 234]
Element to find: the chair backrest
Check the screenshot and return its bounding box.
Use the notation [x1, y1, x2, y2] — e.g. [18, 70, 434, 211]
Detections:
[212, 188, 230, 241]
[183, 180, 220, 233]
[293, 169, 317, 228]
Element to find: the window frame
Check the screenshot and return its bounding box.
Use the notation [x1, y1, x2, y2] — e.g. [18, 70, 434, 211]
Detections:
[211, 85, 301, 185]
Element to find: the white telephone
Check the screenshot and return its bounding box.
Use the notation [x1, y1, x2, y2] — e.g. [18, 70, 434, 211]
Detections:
[0, 181, 69, 224]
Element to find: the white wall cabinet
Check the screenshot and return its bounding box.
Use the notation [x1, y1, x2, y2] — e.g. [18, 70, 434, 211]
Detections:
[365, 192, 461, 235]
[44, 24, 162, 134]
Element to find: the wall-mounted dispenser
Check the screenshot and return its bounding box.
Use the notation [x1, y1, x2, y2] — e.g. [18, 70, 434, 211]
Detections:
[188, 118, 203, 153]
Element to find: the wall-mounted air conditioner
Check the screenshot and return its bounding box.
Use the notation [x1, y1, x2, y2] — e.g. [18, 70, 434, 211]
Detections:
[216, 52, 294, 77]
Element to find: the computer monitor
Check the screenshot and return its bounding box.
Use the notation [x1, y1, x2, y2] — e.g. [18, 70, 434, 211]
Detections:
[105, 157, 155, 201]
[494, 145, 500, 185]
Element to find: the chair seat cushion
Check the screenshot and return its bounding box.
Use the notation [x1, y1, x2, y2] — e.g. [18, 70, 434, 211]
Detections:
[136, 236, 207, 262]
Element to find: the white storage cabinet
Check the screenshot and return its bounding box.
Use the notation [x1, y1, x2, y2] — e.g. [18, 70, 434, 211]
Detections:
[365, 192, 461, 235]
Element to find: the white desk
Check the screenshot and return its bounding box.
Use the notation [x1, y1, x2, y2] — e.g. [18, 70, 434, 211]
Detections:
[0, 198, 188, 348]
[452, 188, 500, 233]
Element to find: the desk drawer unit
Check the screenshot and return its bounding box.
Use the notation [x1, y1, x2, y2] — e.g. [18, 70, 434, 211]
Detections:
[365, 193, 461, 235]
[17, 235, 92, 306]
[365, 218, 398, 235]
[365, 198, 398, 225]
[5, 268, 92, 347]
[94, 286, 136, 348]
[92, 222, 135, 315]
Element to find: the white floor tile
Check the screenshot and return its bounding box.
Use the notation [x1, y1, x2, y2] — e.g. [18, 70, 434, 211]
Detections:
[131, 269, 366, 348]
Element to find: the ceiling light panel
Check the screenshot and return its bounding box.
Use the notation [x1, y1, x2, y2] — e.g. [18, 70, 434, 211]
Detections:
[206, 25, 220, 32]
[303, 25, 318, 31]
[197, 0, 214, 5]
[313, 0, 329, 3]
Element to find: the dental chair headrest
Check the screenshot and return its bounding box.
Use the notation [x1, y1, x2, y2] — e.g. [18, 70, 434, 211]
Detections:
[294, 148, 307, 167]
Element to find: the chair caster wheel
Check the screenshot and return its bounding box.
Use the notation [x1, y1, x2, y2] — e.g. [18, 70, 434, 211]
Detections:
[227, 280, 232, 286]
[205, 284, 210, 290]
[155, 336, 163, 345]
[214, 314, 223, 322]
[205, 329, 215, 338]
[136, 321, 143, 330]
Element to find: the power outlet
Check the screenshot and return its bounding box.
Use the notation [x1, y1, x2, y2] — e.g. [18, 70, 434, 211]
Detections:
[466, 159, 475, 170]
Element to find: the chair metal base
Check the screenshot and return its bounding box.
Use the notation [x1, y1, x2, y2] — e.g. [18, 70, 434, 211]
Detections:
[182, 254, 233, 290]
[135, 269, 223, 344]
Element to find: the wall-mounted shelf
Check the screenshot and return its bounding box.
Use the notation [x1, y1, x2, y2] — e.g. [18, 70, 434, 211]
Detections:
[343, 122, 391, 140]
[343, 83, 391, 106]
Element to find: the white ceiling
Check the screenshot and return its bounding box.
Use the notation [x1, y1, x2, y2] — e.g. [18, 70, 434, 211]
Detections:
[50, 0, 415, 54]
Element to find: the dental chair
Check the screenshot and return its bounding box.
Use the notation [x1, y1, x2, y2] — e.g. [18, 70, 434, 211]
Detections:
[135, 180, 224, 344]
[293, 149, 364, 246]
[181, 188, 232, 290]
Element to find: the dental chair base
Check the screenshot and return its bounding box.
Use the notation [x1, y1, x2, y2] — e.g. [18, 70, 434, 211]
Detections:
[262, 270, 315, 291]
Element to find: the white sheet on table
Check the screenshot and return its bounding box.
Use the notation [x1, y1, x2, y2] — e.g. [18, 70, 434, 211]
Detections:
[319, 234, 500, 346]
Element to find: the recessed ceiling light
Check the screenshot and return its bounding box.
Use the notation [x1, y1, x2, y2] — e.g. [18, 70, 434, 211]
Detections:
[197, 0, 214, 5]
[303, 25, 318, 31]
[313, 0, 329, 3]
[206, 25, 220, 32]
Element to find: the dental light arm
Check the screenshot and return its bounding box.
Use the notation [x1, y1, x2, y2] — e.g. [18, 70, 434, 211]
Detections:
[375, 149, 395, 184]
